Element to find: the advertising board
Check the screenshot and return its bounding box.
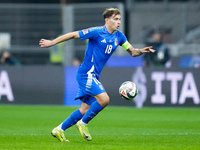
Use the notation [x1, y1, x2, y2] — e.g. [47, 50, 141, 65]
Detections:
[1, 66, 199, 107]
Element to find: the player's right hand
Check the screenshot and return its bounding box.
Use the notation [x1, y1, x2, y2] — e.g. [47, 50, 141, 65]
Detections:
[39, 39, 52, 48]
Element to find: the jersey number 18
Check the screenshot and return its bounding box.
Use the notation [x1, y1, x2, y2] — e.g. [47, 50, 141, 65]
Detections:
[105, 45, 112, 54]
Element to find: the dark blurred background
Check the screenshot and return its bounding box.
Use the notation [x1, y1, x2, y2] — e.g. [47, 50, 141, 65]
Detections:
[0, 0, 200, 68]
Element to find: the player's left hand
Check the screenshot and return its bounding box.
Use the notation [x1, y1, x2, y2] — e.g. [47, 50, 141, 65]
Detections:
[141, 46, 155, 53]
[39, 39, 52, 48]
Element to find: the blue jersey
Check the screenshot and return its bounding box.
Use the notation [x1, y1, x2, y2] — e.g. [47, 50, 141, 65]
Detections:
[78, 25, 127, 77]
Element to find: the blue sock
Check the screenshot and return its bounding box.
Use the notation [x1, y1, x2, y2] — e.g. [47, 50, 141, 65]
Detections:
[61, 109, 83, 131]
[82, 101, 104, 124]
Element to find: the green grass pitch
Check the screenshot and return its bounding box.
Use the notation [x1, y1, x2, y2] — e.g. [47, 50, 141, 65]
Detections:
[0, 105, 199, 150]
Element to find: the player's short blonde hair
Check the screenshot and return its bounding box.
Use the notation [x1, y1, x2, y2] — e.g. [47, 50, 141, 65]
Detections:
[103, 8, 121, 19]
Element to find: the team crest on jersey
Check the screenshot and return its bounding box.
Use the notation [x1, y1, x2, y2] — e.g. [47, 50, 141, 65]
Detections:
[82, 29, 88, 35]
[114, 38, 118, 46]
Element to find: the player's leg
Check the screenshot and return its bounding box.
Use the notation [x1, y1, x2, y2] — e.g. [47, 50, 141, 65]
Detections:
[51, 102, 89, 142]
[60, 104, 89, 130]
[77, 92, 110, 141]
[76, 73, 109, 141]
[81, 92, 109, 123]
[93, 92, 110, 107]
[79, 101, 90, 115]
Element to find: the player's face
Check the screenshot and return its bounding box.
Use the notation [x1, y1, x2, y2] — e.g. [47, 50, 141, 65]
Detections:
[107, 14, 121, 33]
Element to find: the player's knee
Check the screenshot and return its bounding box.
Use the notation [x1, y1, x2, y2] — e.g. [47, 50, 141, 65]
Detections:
[79, 103, 90, 115]
[105, 95, 110, 105]
[79, 108, 88, 115]
[94, 93, 110, 107]
[101, 95, 110, 107]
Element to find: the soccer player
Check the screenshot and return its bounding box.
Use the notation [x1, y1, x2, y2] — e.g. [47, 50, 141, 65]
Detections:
[39, 8, 155, 142]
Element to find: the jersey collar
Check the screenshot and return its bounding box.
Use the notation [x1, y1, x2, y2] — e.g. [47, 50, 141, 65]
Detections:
[103, 25, 116, 35]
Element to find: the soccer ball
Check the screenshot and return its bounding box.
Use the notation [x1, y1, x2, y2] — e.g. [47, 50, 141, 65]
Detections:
[119, 81, 138, 100]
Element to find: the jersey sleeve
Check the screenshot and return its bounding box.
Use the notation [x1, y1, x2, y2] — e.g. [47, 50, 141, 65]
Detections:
[78, 27, 99, 40]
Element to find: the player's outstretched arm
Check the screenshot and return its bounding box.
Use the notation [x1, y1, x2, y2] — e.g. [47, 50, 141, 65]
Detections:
[39, 31, 80, 48]
[127, 46, 155, 57]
